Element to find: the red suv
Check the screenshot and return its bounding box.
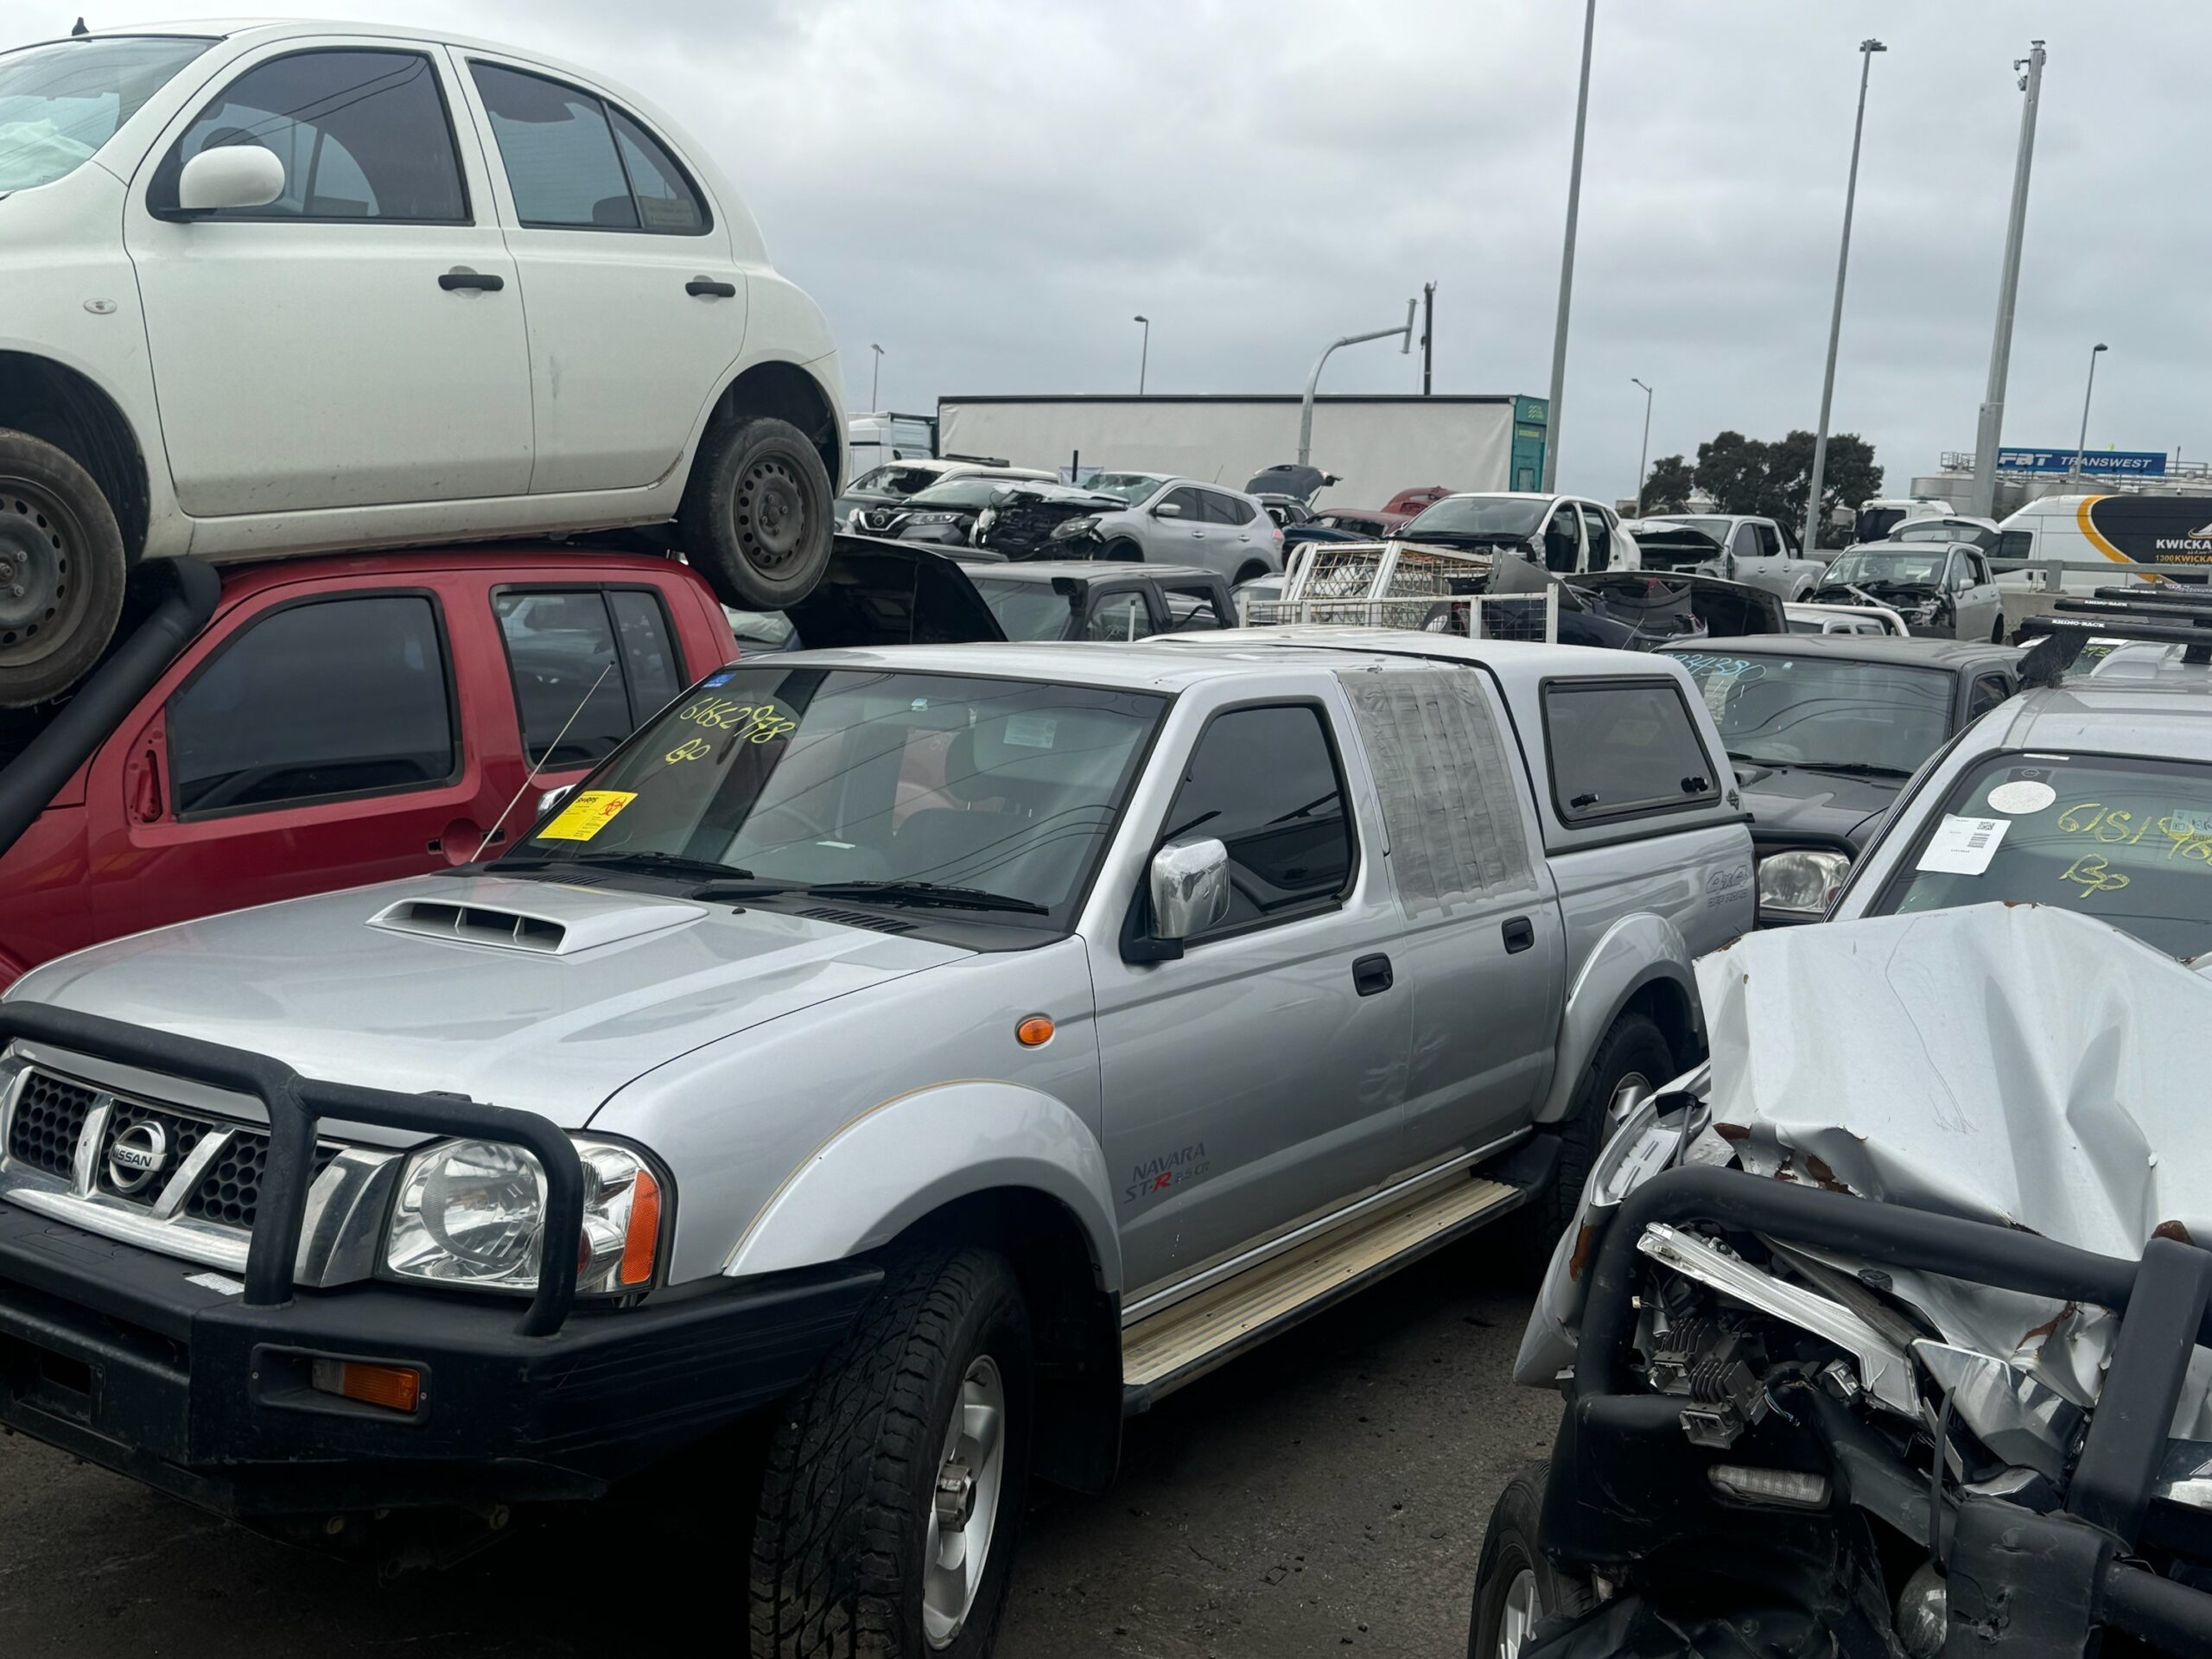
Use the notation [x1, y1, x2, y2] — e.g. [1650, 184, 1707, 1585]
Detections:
[0, 548, 734, 989]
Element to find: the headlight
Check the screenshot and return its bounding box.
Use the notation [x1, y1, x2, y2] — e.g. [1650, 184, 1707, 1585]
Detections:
[384, 1135, 665, 1296]
[1757, 849, 1852, 918]
[906, 511, 960, 526]
[1050, 515, 1099, 538]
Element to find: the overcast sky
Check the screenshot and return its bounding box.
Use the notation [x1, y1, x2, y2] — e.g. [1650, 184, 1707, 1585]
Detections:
[12, 2, 2209, 501]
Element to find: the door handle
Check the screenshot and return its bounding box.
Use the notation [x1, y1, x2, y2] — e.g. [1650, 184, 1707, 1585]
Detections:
[439, 269, 505, 292]
[1502, 917, 1535, 953]
[1352, 952, 1394, 996]
[686, 277, 738, 298]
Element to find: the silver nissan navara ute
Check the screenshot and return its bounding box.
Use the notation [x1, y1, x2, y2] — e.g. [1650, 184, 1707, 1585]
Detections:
[0, 627, 1751, 1657]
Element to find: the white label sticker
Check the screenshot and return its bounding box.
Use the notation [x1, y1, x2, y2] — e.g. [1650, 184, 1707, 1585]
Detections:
[186, 1271, 245, 1296]
[1987, 780, 2056, 815]
[1002, 714, 1058, 749]
[1918, 814, 2010, 875]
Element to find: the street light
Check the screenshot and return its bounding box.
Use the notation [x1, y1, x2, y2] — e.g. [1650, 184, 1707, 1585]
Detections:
[1803, 37, 1886, 556]
[2071, 342, 2108, 485]
[1134, 315, 1149, 396]
[1541, 0, 1598, 492]
[1630, 378, 1653, 512]
[1297, 300, 1417, 467]
[1967, 41, 2049, 518]
[869, 343, 884, 410]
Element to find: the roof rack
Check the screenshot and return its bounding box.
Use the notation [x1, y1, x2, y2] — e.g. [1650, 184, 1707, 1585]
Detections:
[2015, 590, 2212, 668]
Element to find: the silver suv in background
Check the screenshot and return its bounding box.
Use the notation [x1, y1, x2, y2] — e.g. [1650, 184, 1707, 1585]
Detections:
[1049, 473, 1284, 583]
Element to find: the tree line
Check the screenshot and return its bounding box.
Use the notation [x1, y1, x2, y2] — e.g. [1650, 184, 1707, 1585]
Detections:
[1640, 430, 1880, 546]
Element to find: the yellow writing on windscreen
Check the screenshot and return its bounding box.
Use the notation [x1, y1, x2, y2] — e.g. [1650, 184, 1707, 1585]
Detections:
[677, 696, 796, 744]
[536, 790, 639, 842]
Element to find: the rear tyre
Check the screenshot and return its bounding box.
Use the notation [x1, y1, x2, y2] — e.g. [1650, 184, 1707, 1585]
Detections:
[0, 429, 126, 708]
[1504, 1011, 1673, 1277]
[752, 1247, 1033, 1658]
[679, 414, 835, 611]
[1100, 538, 1144, 563]
[1235, 560, 1271, 585]
[1468, 1463, 1593, 1659]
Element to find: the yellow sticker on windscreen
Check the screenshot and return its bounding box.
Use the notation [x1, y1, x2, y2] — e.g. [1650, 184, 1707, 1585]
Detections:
[536, 790, 639, 842]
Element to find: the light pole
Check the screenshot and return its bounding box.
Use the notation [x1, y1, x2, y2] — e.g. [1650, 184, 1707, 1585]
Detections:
[1298, 300, 1417, 467]
[1967, 41, 2048, 518]
[868, 343, 883, 410]
[2070, 342, 2107, 485]
[1134, 315, 1149, 395]
[1541, 0, 1598, 492]
[1630, 378, 1653, 511]
[1803, 38, 1886, 556]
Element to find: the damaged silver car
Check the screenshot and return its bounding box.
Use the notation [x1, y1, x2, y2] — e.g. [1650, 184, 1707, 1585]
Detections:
[1474, 901, 2212, 1658]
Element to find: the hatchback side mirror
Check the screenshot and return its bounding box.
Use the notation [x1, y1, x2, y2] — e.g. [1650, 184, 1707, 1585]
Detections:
[1150, 837, 1230, 942]
[177, 145, 286, 214]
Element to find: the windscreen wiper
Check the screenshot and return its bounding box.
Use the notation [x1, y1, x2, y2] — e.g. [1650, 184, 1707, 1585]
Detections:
[485, 849, 755, 883]
[799, 880, 1050, 916]
[1789, 760, 1916, 779]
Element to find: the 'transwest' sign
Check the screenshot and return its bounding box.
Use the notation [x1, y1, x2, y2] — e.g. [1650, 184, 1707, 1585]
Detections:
[1995, 448, 2169, 476]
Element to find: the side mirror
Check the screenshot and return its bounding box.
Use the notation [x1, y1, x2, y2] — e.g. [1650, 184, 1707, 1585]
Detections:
[177, 145, 286, 214]
[1153, 502, 1183, 519]
[1149, 837, 1230, 943]
[537, 784, 575, 820]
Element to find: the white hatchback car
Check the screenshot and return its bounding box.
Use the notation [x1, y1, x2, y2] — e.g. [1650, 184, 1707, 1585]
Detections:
[0, 21, 844, 703]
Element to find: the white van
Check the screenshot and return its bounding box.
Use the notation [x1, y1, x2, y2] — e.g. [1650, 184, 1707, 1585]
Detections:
[1852, 497, 1955, 544]
[1993, 493, 2212, 591]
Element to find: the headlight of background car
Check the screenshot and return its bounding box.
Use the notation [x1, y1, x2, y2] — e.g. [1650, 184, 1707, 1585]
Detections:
[906, 511, 959, 526]
[1049, 515, 1099, 539]
[1757, 849, 1852, 918]
[384, 1136, 665, 1295]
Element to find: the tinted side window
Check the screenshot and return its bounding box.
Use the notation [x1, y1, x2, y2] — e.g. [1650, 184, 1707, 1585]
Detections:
[171, 596, 454, 814]
[159, 49, 466, 222]
[1204, 492, 1252, 525]
[495, 590, 637, 766]
[1967, 673, 2012, 720]
[1730, 523, 1762, 559]
[471, 63, 636, 229]
[607, 105, 708, 232]
[1160, 486, 1202, 519]
[1163, 704, 1353, 938]
[1544, 679, 1715, 823]
[1755, 522, 1783, 557]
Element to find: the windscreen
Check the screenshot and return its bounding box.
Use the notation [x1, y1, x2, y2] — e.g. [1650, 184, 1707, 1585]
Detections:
[1668, 649, 1955, 776]
[1081, 474, 1167, 505]
[1825, 549, 1947, 588]
[0, 35, 213, 193]
[1869, 753, 2212, 957]
[905, 476, 1020, 508]
[849, 465, 944, 499]
[1402, 497, 1547, 537]
[505, 667, 1163, 922]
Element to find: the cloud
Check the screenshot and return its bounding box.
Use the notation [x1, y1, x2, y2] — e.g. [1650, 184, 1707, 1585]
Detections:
[9, 1, 2208, 498]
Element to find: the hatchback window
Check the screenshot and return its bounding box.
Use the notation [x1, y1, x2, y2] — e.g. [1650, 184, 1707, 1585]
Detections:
[495, 588, 678, 766]
[0, 35, 213, 194]
[170, 595, 454, 814]
[159, 49, 467, 222]
[1162, 704, 1354, 938]
[471, 63, 705, 233]
[1544, 679, 1715, 823]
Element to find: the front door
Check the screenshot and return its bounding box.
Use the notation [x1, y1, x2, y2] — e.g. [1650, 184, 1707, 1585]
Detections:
[1090, 696, 1410, 1297]
[90, 584, 499, 940]
[126, 43, 533, 517]
[458, 57, 746, 494]
[1951, 550, 2002, 640]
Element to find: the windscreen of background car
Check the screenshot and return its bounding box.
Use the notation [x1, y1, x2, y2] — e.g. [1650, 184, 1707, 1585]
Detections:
[966, 577, 1077, 641]
[903, 478, 1016, 510]
[1669, 650, 1955, 775]
[1868, 753, 2212, 957]
[849, 465, 944, 499]
[1402, 497, 1547, 538]
[1082, 474, 1168, 505]
[514, 668, 1164, 918]
[1825, 550, 1946, 588]
[0, 35, 212, 193]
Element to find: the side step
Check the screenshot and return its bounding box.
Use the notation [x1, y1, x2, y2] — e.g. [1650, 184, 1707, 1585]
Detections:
[1120, 1172, 1524, 1413]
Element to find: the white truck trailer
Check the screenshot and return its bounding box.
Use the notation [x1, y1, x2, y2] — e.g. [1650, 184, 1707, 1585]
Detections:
[935, 393, 1549, 509]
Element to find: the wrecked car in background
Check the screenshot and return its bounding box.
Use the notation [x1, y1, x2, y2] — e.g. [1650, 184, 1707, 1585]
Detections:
[1475, 902, 2212, 1659]
[1623, 514, 1828, 602]
[1812, 543, 2005, 643]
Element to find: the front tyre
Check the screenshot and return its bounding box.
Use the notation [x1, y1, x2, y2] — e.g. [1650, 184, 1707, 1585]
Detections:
[0, 430, 126, 708]
[1468, 1463, 1593, 1659]
[753, 1247, 1033, 1658]
[679, 414, 836, 610]
[1504, 1010, 1673, 1277]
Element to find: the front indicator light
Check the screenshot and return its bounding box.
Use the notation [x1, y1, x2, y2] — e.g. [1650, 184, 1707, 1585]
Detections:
[310, 1358, 421, 1414]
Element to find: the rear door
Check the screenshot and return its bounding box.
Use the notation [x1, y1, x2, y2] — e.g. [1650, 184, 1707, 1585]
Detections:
[88, 578, 495, 939]
[456, 55, 743, 493]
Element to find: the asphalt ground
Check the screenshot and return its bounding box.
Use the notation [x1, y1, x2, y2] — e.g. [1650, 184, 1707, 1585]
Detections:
[0, 1234, 1552, 1658]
